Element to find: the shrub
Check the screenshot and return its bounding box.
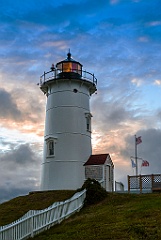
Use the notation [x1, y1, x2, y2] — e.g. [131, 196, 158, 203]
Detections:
[79, 178, 108, 206]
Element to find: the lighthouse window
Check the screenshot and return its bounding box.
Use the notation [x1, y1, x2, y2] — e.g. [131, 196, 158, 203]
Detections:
[48, 140, 54, 156]
[45, 136, 57, 158]
[85, 114, 91, 132]
[86, 117, 91, 131]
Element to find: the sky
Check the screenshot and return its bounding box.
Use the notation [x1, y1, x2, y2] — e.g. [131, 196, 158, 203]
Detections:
[0, 0, 161, 203]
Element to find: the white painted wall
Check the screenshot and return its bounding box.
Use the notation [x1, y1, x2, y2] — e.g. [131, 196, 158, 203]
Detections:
[41, 78, 95, 190]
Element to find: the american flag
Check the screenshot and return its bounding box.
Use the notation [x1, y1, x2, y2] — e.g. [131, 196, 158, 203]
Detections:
[142, 160, 149, 167]
[136, 136, 142, 145]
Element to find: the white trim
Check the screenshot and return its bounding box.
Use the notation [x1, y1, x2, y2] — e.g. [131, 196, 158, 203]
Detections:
[85, 112, 93, 118]
[45, 135, 58, 141]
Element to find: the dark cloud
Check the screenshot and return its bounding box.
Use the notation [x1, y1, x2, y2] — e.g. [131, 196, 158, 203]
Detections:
[0, 186, 35, 204]
[138, 129, 161, 173]
[91, 87, 140, 132]
[157, 109, 161, 119]
[124, 128, 161, 173]
[0, 0, 109, 27]
[0, 139, 18, 151]
[110, 128, 161, 188]
[0, 88, 21, 120]
[0, 144, 37, 166]
[0, 143, 40, 203]
[11, 86, 45, 124]
[0, 87, 45, 126]
[0, 0, 161, 87]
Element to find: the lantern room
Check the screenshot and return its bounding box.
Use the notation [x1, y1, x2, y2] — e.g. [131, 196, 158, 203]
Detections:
[56, 52, 82, 78]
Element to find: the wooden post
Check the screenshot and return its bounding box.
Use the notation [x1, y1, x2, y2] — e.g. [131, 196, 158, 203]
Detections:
[140, 175, 142, 193]
[151, 174, 154, 192]
[128, 175, 130, 193]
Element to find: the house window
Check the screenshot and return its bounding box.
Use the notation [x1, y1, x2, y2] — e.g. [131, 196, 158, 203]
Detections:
[48, 140, 54, 156]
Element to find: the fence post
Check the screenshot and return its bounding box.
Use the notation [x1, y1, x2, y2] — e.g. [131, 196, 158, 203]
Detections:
[128, 176, 130, 193]
[151, 174, 154, 192]
[30, 211, 34, 238]
[140, 175, 142, 193]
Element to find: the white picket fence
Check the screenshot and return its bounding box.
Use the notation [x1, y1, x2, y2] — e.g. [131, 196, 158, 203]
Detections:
[0, 189, 86, 240]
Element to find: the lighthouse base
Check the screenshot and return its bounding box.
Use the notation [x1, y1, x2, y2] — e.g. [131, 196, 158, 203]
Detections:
[41, 160, 85, 190]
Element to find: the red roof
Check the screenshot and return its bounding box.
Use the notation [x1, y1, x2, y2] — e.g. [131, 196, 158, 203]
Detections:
[84, 154, 109, 166]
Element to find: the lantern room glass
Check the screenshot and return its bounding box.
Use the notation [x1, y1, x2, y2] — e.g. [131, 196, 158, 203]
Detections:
[56, 62, 82, 75]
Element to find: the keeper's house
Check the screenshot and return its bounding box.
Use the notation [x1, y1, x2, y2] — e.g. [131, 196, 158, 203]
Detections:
[84, 154, 114, 192]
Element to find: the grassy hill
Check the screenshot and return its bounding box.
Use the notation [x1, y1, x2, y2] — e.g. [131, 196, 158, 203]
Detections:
[1, 191, 161, 239]
[0, 190, 75, 226]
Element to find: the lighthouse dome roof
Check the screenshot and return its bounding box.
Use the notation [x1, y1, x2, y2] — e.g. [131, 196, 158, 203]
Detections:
[56, 52, 83, 67]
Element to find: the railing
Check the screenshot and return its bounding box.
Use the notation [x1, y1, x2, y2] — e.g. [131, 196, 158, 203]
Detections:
[128, 174, 161, 193]
[40, 69, 97, 86]
[115, 181, 124, 192]
[0, 189, 86, 240]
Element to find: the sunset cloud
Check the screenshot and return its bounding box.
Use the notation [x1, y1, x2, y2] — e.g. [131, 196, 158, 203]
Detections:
[0, 0, 161, 202]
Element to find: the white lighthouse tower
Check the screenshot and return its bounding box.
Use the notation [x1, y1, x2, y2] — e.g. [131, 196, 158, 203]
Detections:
[40, 52, 97, 190]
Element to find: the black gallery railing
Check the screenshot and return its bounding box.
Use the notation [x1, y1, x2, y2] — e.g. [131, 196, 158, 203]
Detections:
[40, 69, 97, 86]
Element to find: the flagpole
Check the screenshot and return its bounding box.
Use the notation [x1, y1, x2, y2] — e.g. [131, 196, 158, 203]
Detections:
[135, 135, 138, 176]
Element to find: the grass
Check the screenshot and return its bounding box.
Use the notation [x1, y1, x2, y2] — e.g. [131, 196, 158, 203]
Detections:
[30, 193, 161, 240]
[0, 190, 75, 226]
[1, 192, 161, 239]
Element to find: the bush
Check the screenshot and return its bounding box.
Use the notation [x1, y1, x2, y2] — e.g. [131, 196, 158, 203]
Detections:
[79, 178, 108, 206]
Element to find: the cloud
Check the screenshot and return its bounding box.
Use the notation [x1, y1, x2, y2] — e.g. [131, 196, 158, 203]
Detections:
[101, 127, 161, 188]
[147, 21, 161, 27]
[138, 36, 149, 42]
[0, 84, 45, 137]
[0, 187, 33, 204]
[91, 81, 161, 188]
[0, 143, 41, 203]
[110, 0, 120, 5]
[154, 80, 161, 86]
[1, 144, 37, 165]
[131, 78, 144, 87]
[0, 88, 21, 120]
[0, 0, 161, 199]
[125, 129, 161, 173]
[0, 0, 160, 88]
[91, 86, 144, 132]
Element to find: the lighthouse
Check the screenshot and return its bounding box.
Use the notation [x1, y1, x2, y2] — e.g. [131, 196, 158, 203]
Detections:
[40, 52, 97, 190]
